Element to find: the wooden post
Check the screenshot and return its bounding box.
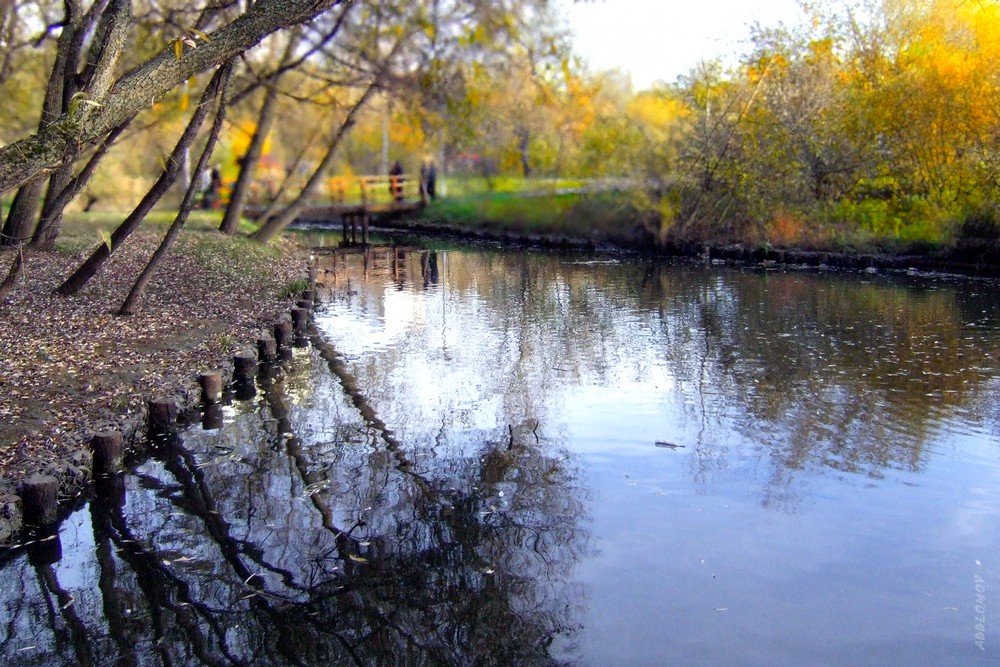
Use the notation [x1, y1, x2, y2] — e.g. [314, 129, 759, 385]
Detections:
[91, 431, 124, 476]
[148, 397, 178, 433]
[362, 213, 370, 246]
[233, 352, 257, 383]
[257, 335, 277, 362]
[296, 298, 312, 310]
[301, 289, 314, 303]
[291, 307, 308, 332]
[20, 474, 59, 526]
[274, 320, 294, 350]
[199, 371, 222, 405]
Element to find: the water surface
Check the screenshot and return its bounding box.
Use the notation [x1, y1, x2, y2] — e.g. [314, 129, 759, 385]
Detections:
[2, 246, 999, 666]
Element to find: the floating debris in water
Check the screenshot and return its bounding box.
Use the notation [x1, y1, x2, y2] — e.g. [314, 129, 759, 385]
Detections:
[655, 441, 684, 449]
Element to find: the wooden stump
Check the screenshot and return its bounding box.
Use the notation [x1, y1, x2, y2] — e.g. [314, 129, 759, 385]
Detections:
[199, 371, 222, 405]
[148, 397, 178, 433]
[291, 307, 309, 332]
[257, 335, 277, 362]
[91, 431, 124, 476]
[296, 298, 313, 310]
[301, 289, 314, 303]
[274, 321, 294, 350]
[20, 474, 59, 526]
[234, 352, 257, 383]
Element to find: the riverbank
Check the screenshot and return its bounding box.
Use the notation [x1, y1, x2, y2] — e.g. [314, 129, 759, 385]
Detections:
[382, 186, 1000, 276]
[0, 216, 309, 541]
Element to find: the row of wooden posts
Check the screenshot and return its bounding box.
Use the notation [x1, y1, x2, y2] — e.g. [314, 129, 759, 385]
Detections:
[18, 292, 316, 531]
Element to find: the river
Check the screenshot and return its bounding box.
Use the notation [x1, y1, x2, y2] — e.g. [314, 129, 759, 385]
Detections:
[2, 245, 999, 666]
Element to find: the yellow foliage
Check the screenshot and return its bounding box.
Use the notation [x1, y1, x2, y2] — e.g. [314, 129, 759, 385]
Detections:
[626, 93, 688, 129]
[227, 119, 273, 160]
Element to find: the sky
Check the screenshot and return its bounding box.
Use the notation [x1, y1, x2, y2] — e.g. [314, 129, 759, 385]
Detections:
[558, 0, 807, 88]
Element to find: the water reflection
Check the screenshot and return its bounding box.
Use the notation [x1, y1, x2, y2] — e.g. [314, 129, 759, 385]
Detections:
[3, 246, 1000, 666]
[314, 249, 1000, 508]
[0, 345, 589, 665]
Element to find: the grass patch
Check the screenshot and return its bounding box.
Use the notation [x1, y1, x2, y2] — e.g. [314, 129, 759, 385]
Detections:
[280, 278, 310, 298]
[420, 189, 642, 244]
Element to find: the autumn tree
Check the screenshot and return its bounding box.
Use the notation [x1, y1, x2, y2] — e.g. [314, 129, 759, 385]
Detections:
[0, 0, 346, 198]
[1, 0, 343, 297]
[246, 0, 567, 242]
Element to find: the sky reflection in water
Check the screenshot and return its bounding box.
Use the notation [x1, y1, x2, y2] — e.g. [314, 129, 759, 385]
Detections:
[2, 247, 999, 666]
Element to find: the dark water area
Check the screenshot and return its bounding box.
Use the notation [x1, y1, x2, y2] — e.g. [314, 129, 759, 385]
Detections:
[3, 246, 1000, 666]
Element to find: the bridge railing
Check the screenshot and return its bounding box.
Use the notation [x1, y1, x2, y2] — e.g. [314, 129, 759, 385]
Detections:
[325, 174, 426, 208]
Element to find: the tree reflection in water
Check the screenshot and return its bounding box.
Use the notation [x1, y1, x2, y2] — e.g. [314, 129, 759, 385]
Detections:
[0, 340, 590, 666]
[4, 246, 1000, 665]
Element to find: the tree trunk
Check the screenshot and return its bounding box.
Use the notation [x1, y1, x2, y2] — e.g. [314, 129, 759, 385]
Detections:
[0, 179, 45, 247]
[249, 81, 378, 244]
[0, 244, 25, 304]
[220, 77, 281, 235]
[0, 1, 88, 246]
[119, 64, 233, 316]
[0, 0, 344, 196]
[32, 122, 131, 251]
[32, 165, 76, 250]
[56, 67, 228, 296]
[517, 126, 531, 178]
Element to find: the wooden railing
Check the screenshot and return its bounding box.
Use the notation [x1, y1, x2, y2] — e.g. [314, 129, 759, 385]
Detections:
[325, 174, 426, 208]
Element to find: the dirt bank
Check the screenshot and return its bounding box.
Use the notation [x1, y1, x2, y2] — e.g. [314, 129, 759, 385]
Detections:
[0, 229, 308, 541]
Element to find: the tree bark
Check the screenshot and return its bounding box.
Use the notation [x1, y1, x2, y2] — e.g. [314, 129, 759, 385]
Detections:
[0, 0, 344, 196]
[30, 0, 133, 250]
[32, 122, 131, 251]
[56, 67, 229, 296]
[119, 64, 233, 316]
[0, 244, 25, 304]
[1, 179, 46, 248]
[0, 0, 87, 247]
[219, 75, 284, 235]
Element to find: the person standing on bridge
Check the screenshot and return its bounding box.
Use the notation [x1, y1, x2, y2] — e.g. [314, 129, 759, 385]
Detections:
[421, 161, 437, 200]
[389, 160, 404, 202]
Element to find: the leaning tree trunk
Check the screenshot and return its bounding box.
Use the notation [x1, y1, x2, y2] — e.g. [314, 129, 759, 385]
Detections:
[0, 0, 344, 196]
[249, 80, 379, 244]
[5, 0, 130, 251]
[33, 122, 131, 251]
[0, 0, 89, 246]
[31, 165, 76, 250]
[220, 77, 281, 235]
[0, 179, 46, 247]
[0, 245, 25, 304]
[56, 67, 228, 296]
[119, 65, 233, 316]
